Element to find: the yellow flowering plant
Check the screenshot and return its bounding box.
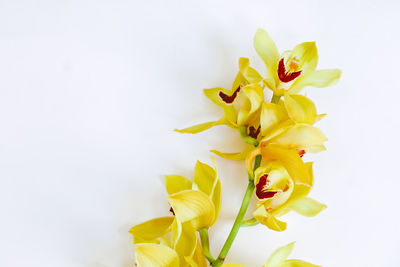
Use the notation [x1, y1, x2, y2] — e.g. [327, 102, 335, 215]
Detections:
[130, 28, 340, 266]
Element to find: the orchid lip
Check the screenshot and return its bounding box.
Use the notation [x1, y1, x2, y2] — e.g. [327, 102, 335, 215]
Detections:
[219, 86, 241, 104]
[256, 174, 279, 199]
[277, 58, 302, 83]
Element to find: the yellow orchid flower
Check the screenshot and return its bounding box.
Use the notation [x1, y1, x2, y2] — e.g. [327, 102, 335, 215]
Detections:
[131, 189, 212, 267]
[254, 28, 341, 96]
[260, 95, 327, 153]
[165, 158, 222, 223]
[264, 242, 320, 267]
[175, 58, 264, 135]
[215, 93, 327, 163]
[252, 161, 326, 231]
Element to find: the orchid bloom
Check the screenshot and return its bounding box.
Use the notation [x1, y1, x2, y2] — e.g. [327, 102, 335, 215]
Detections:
[251, 161, 326, 231]
[264, 242, 320, 267]
[258, 94, 328, 156]
[254, 29, 341, 96]
[130, 159, 221, 267]
[175, 58, 264, 135]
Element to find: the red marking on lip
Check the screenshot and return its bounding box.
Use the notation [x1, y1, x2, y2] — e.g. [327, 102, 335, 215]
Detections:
[256, 174, 278, 199]
[298, 149, 306, 157]
[248, 126, 261, 139]
[277, 58, 302, 83]
[169, 207, 175, 216]
[219, 86, 241, 104]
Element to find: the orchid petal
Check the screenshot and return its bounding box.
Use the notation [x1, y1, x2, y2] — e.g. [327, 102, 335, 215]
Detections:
[171, 220, 198, 266]
[281, 259, 320, 267]
[165, 175, 193, 195]
[269, 124, 327, 149]
[265, 242, 295, 267]
[193, 159, 222, 221]
[260, 102, 289, 137]
[135, 243, 179, 267]
[175, 118, 228, 134]
[254, 29, 280, 89]
[239, 57, 263, 84]
[291, 42, 318, 72]
[260, 144, 311, 186]
[289, 69, 341, 94]
[168, 190, 215, 229]
[289, 197, 327, 217]
[129, 217, 174, 244]
[284, 94, 317, 124]
[253, 206, 287, 232]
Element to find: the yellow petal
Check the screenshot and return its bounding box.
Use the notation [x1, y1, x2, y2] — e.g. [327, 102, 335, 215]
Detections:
[203, 87, 238, 124]
[135, 243, 179, 267]
[284, 94, 317, 124]
[211, 144, 253, 161]
[168, 190, 215, 229]
[254, 29, 280, 89]
[290, 42, 318, 72]
[185, 237, 208, 267]
[269, 124, 327, 149]
[239, 57, 263, 84]
[203, 87, 231, 107]
[304, 144, 326, 153]
[260, 102, 289, 137]
[281, 259, 320, 267]
[193, 159, 222, 221]
[129, 217, 174, 244]
[175, 118, 228, 134]
[289, 196, 327, 217]
[237, 84, 264, 126]
[265, 242, 295, 267]
[171, 220, 198, 267]
[260, 144, 311, 186]
[253, 206, 287, 232]
[165, 175, 193, 195]
[289, 69, 341, 94]
[314, 113, 326, 123]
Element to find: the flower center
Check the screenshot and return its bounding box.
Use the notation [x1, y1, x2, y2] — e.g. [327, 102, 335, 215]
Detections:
[256, 174, 279, 199]
[248, 125, 261, 139]
[277, 58, 302, 83]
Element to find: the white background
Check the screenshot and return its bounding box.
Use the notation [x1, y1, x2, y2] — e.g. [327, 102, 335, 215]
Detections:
[1, 0, 399, 266]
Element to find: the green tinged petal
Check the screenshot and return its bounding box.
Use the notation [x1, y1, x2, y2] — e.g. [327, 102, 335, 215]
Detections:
[291, 42, 318, 72]
[254, 29, 280, 89]
[289, 69, 341, 94]
[289, 196, 327, 217]
[265, 242, 295, 267]
[175, 118, 228, 134]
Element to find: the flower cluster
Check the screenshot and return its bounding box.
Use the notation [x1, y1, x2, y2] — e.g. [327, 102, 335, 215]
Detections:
[130, 29, 341, 267]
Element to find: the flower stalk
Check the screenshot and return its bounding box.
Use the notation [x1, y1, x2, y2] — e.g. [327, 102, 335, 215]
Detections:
[199, 228, 215, 264]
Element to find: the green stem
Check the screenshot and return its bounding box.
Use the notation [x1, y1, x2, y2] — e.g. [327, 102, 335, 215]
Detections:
[271, 94, 281, 104]
[212, 156, 261, 267]
[212, 181, 255, 267]
[199, 228, 215, 264]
